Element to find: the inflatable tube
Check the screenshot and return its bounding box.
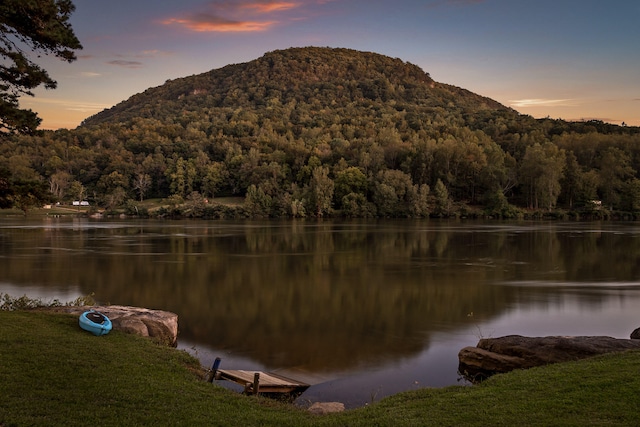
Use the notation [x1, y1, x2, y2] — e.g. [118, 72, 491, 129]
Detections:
[79, 310, 112, 336]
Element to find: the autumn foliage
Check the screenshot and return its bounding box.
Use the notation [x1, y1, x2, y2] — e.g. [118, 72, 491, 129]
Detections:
[2, 47, 639, 218]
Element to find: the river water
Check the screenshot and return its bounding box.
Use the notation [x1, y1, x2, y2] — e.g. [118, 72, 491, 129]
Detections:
[1, 218, 639, 408]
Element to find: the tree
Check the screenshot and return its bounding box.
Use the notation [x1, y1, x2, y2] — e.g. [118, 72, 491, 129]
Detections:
[167, 157, 196, 197]
[97, 171, 128, 195]
[132, 173, 152, 202]
[0, 0, 82, 134]
[597, 147, 634, 210]
[341, 192, 370, 217]
[519, 142, 565, 210]
[334, 166, 368, 207]
[185, 191, 207, 217]
[244, 184, 272, 217]
[410, 183, 430, 217]
[0, 163, 50, 212]
[201, 162, 228, 199]
[308, 166, 334, 217]
[558, 151, 581, 209]
[373, 183, 397, 217]
[49, 170, 71, 201]
[373, 169, 415, 217]
[104, 186, 126, 210]
[0, 166, 11, 208]
[621, 178, 640, 214]
[68, 179, 85, 205]
[433, 179, 451, 217]
[11, 179, 50, 214]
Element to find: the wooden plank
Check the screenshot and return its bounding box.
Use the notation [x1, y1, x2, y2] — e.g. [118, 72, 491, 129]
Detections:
[216, 369, 310, 394]
[207, 358, 310, 397]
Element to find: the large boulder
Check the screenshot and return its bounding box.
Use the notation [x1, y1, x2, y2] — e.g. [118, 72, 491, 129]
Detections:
[631, 328, 640, 339]
[51, 305, 178, 346]
[458, 335, 640, 381]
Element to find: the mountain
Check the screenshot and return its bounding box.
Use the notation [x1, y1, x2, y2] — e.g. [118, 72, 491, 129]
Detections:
[82, 47, 511, 127]
[4, 47, 640, 218]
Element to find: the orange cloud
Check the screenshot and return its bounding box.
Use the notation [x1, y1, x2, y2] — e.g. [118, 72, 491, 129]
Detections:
[162, 1, 306, 33]
[509, 98, 578, 108]
[242, 2, 300, 13]
[163, 16, 275, 32]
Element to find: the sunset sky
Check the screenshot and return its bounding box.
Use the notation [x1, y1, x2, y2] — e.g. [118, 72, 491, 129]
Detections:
[19, 0, 640, 129]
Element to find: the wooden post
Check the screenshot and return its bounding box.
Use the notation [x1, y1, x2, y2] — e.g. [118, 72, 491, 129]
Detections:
[206, 357, 221, 383]
[253, 372, 260, 395]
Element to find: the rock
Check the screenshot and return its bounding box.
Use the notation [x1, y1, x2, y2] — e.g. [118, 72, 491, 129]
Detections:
[631, 328, 640, 339]
[308, 402, 345, 415]
[49, 305, 178, 346]
[458, 335, 640, 381]
[458, 346, 530, 379]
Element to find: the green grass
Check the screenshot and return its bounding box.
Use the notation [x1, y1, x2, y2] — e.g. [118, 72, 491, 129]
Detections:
[0, 196, 247, 218]
[1, 310, 639, 426]
[0, 311, 308, 426]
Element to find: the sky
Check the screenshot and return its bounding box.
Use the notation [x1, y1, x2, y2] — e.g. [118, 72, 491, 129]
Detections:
[18, 0, 640, 129]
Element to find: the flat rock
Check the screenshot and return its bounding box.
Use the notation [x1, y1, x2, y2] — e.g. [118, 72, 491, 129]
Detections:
[49, 305, 178, 346]
[458, 335, 640, 381]
[308, 402, 345, 415]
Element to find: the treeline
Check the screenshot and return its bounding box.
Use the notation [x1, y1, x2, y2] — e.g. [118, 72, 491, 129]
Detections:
[1, 47, 639, 218]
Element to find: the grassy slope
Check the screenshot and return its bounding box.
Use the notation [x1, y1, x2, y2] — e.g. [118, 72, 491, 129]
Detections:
[0, 196, 246, 218]
[1, 311, 639, 426]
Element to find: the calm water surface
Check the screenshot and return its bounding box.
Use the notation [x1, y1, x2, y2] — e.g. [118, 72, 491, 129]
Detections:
[1, 218, 639, 408]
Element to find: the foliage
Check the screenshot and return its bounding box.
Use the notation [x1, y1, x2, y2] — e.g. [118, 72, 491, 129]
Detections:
[1, 47, 640, 218]
[519, 142, 565, 210]
[0, 165, 50, 213]
[0, 0, 82, 134]
[0, 292, 95, 311]
[483, 189, 522, 219]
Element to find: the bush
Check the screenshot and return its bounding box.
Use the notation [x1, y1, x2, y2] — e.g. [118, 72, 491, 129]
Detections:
[0, 293, 95, 311]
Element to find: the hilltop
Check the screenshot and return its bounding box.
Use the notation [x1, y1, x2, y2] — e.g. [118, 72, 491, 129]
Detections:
[82, 47, 509, 127]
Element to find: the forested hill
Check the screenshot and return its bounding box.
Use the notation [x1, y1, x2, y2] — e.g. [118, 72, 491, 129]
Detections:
[82, 47, 509, 127]
[3, 47, 640, 219]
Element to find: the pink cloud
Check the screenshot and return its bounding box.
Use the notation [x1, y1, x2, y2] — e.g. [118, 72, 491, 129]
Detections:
[241, 1, 300, 13]
[163, 16, 275, 32]
[162, 0, 307, 33]
[107, 60, 144, 69]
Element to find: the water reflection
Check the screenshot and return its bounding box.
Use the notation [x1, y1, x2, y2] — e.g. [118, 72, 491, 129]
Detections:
[1, 219, 639, 406]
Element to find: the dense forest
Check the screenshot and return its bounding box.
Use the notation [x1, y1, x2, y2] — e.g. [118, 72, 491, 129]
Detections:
[2, 47, 640, 219]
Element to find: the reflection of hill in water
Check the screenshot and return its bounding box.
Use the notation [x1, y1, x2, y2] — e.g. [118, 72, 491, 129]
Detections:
[172, 259, 513, 371]
[1, 220, 638, 371]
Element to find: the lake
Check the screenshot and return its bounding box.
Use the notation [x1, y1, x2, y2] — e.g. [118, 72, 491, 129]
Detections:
[1, 218, 639, 408]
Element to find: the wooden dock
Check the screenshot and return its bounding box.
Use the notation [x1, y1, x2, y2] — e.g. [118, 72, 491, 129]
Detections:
[206, 358, 310, 398]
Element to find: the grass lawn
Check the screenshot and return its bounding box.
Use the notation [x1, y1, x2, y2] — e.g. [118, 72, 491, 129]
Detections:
[0, 196, 247, 218]
[1, 310, 639, 426]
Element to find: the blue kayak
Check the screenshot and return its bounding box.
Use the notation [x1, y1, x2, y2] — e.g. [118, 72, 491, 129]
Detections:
[79, 310, 112, 336]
